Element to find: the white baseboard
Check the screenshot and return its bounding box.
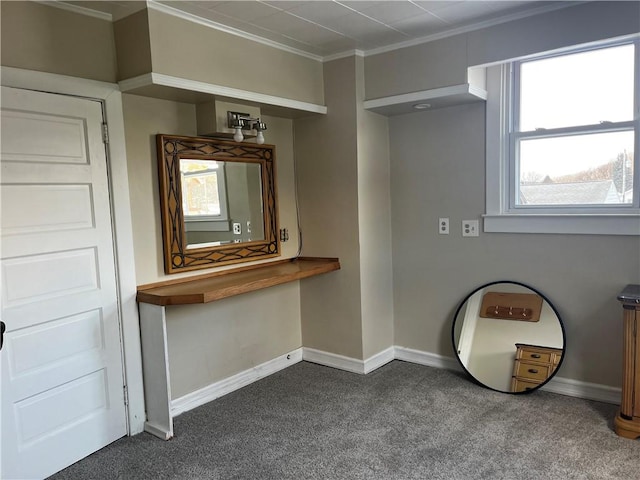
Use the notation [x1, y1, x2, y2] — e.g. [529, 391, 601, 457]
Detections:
[392, 345, 620, 405]
[171, 348, 303, 417]
[364, 347, 396, 373]
[302, 346, 395, 374]
[144, 421, 172, 440]
[541, 375, 621, 405]
[393, 346, 462, 371]
[170, 345, 620, 418]
[301, 347, 364, 374]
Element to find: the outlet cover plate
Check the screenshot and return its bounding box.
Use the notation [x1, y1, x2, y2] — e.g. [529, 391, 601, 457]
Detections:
[439, 217, 449, 235]
[462, 220, 479, 237]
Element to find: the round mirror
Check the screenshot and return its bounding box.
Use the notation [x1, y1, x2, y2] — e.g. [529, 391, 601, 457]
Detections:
[452, 281, 565, 394]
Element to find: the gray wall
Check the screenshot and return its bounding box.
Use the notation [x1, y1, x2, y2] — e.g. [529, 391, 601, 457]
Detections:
[385, 0, 639, 389]
[3, 0, 639, 396]
[294, 56, 394, 361]
[1, 1, 117, 82]
[389, 104, 639, 387]
[365, 34, 469, 99]
[365, 1, 640, 99]
[142, 8, 325, 105]
[295, 57, 364, 359]
[355, 57, 394, 359]
[122, 94, 303, 398]
[0, 0, 312, 400]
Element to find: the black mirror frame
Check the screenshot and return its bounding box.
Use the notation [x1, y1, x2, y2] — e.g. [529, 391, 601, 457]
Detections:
[451, 280, 566, 394]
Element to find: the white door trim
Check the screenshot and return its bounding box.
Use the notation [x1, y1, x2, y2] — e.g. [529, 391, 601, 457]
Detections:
[0, 66, 145, 435]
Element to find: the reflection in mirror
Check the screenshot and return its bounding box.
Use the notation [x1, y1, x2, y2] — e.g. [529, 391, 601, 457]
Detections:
[180, 159, 265, 248]
[452, 281, 565, 394]
[157, 134, 279, 274]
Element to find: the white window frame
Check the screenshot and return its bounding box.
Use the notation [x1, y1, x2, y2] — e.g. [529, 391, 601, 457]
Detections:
[484, 36, 640, 235]
[181, 159, 230, 233]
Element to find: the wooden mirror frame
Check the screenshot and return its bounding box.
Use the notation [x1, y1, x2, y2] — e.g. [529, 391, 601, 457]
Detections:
[157, 134, 279, 274]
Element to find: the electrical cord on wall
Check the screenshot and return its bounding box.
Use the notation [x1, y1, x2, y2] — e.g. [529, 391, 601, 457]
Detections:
[292, 130, 303, 259]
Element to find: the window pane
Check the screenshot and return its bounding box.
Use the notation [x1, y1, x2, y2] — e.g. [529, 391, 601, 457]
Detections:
[517, 131, 634, 206]
[180, 160, 222, 216]
[519, 44, 634, 131]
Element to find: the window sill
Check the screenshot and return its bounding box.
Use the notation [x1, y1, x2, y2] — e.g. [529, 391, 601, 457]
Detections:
[483, 214, 640, 235]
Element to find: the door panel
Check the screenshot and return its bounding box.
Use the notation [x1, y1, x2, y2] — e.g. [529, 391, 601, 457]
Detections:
[1, 184, 94, 235]
[1, 86, 127, 479]
[2, 248, 99, 307]
[0, 109, 88, 163]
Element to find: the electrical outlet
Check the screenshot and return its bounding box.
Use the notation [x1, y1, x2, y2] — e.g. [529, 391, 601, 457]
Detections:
[462, 220, 479, 237]
[246, 221, 251, 234]
[233, 222, 241, 235]
[438, 217, 449, 235]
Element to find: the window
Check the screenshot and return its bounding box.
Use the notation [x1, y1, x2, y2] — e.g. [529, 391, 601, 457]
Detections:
[180, 159, 230, 230]
[485, 38, 640, 235]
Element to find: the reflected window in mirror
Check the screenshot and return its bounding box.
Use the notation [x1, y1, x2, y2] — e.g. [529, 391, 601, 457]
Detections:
[181, 159, 229, 221]
[452, 281, 565, 394]
[179, 159, 266, 249]
[157, 134, 279, 274]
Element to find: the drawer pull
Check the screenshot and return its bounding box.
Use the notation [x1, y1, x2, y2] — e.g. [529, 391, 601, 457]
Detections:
[528, 368, 539, 374]
[530, 354, 541, 359]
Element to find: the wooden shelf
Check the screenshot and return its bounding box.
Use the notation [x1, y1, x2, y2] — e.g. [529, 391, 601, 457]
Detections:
[136, 257, 340, 306]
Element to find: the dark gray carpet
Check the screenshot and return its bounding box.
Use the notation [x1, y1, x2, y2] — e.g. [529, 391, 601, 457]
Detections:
[50, 361, 640, 479]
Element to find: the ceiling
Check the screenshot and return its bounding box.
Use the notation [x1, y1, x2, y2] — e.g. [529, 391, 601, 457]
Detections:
[65, 1, 572, 59]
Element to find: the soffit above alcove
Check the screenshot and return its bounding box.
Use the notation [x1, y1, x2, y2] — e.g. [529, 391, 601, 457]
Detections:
[118, 72, 327, 119]
[363, 83, 487, 117]
[113, 6, 327, 119]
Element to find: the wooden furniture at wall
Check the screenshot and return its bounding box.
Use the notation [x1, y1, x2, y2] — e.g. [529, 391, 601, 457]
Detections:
[614, 284, 640, 440]
[136, 257, 340, 440]
[510, 343, 562, 392]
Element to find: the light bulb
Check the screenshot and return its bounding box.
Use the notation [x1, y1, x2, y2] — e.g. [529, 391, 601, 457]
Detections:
[233, 127, 244, 142]
[256, 130, 265, 144]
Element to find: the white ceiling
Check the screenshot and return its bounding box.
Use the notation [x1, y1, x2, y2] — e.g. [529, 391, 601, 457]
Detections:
[65, 1, 573, 59]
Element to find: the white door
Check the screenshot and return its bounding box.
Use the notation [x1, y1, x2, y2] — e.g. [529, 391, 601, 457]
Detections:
[0, 86, 127, 479]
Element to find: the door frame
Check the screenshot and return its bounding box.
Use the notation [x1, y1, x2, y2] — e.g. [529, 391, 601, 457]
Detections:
[1, 66, 145, 435]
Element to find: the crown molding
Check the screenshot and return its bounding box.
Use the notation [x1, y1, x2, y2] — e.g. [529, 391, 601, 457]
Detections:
[361, 1, 583, 58]
[322, 49, 365, 63]
[37, 1, 113, 21]
[46, 0, 583, 64]
[146, 1, 324, 63]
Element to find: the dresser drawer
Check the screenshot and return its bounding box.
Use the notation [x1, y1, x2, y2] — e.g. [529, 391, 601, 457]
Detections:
[518, 349, 553, 364]
[511, 378, 540, 392]
[514, 361, 551, 382]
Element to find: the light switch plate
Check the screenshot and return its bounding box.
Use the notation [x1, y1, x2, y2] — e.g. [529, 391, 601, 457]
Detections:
[462, 220, 479, 237]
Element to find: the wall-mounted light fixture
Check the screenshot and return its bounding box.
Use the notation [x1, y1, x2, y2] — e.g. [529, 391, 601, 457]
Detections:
[227, 111, 268, 144]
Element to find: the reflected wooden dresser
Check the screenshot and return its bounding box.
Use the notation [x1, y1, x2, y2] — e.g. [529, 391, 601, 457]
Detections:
[615, 285, 640, 439]
[511, 343, 562, 392]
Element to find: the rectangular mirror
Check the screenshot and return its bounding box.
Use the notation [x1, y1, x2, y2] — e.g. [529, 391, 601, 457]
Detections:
[157, 134, 279, 274]
[181, 159, 265, 248]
